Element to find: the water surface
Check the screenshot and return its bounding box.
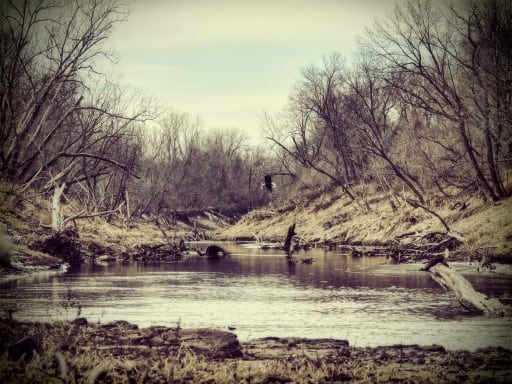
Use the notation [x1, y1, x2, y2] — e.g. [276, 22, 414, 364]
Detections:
[1, 242, 511, 351]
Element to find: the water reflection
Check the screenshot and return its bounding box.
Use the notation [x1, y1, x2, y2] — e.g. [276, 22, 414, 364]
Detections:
[66, 243, 443, 290]
[1, 242, 511, 351]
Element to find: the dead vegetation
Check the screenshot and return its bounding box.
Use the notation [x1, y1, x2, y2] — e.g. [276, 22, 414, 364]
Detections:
[0, 181, 229, 273]
[1, 319, 511, 384]
[218, 185, 512, 261]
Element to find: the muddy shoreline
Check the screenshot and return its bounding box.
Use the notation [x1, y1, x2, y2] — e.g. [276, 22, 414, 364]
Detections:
[1, 318, 511, 383]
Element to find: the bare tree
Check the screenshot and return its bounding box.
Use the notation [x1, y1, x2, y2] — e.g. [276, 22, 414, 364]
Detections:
[0, 0, 159, 231]
[449, 0, 512, 198]
[0, 0, 152, 189]
[265, 55, 358, 200]
[346, 56, 427, 203]
[364, 0, 511, 200]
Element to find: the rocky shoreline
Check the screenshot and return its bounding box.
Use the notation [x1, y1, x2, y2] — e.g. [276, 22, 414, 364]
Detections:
[1, 318, 511, 383]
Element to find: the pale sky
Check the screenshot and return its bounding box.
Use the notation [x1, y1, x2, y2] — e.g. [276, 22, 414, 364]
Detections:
[107, 0, 401, 143]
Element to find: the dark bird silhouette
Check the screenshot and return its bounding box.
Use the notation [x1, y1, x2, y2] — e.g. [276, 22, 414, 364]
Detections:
[264, 174, 273, 192]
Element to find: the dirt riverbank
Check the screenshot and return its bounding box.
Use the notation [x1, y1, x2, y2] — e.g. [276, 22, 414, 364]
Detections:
[1, 319, 511, 384]
[218, 188, 512, 261]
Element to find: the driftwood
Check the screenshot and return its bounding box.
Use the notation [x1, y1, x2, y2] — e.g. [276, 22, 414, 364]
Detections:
[129, 243, 184, 262]
[283, 223, 296, 254]
[84, 240, 203, 264]
[419, 254, 449, 271]
[391, 231, 465, 262]
[470, 247, 498, 271]
[428, 262, 512, 316]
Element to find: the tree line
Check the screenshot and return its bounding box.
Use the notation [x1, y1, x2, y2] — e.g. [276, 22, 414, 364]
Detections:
[1, 0, 510, 230]
[266, 0, 511, 205]
[0, 0, 272, 225]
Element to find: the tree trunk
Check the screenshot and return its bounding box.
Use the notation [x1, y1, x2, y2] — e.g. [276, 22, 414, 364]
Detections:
[404, 198, 451, 232]
[385, 156, 426, 204]
[283, 223, 296, 254]
[51, 183, 66, 232]
[457, 120, 499, 201]
[124, 189, 131, 228]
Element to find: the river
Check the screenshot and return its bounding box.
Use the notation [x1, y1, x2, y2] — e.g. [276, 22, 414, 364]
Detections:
[1, 242, 511, 351]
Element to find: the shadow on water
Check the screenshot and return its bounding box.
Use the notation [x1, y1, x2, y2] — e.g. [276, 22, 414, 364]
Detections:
[1, 242, 511, 350]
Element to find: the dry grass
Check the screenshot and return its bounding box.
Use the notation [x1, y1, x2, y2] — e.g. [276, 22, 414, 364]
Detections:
[452, 197, 512, 256]
[1, 319, 511, 384]
[218, 186, 512, 259]
[0, 181, 208, 267]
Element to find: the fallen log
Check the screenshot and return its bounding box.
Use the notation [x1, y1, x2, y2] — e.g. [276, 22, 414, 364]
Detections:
[419, 254, 448, 271]
[429, 263, 512, 316]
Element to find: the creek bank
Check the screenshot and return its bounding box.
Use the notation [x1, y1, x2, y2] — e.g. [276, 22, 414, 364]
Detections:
[0, 209, 225, 279]
[218, 190, 512, 261]
[0, 183, 237, 278]
[2, 181, 511, 279]
[1, 319, 511, 384]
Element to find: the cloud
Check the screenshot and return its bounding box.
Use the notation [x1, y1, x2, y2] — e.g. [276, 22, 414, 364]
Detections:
[168, 88, 289, 131]
[110, 0, 394, 52]
[106, 0, 401, 142]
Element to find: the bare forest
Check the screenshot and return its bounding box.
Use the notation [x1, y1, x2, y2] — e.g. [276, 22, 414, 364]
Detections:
[266, 0, 511, 208]
[1, 0, 511, 231]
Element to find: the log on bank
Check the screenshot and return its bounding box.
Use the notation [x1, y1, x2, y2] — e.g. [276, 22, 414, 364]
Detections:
[425, 260, 512, 316]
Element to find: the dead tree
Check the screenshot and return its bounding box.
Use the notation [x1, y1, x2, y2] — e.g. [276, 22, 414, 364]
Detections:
[427, 263, 512, 316]
[47, 182, 127, 233]
[51, 183, 67, 232]
[283, 223, 296, 256]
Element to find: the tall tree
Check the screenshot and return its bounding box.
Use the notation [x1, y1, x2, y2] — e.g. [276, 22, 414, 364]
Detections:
[346, 56, 427, 203]
[450, 0, 512, 198]
[265, 55, 358, 200]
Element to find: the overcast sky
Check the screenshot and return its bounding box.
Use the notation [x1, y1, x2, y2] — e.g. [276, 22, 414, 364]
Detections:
[107, 0, 401, 143]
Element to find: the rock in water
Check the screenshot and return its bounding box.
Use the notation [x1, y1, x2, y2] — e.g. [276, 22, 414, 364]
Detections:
[205, 245, 227, 259]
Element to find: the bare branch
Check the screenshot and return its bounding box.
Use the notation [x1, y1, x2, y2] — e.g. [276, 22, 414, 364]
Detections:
[58, 152, 140, 178]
